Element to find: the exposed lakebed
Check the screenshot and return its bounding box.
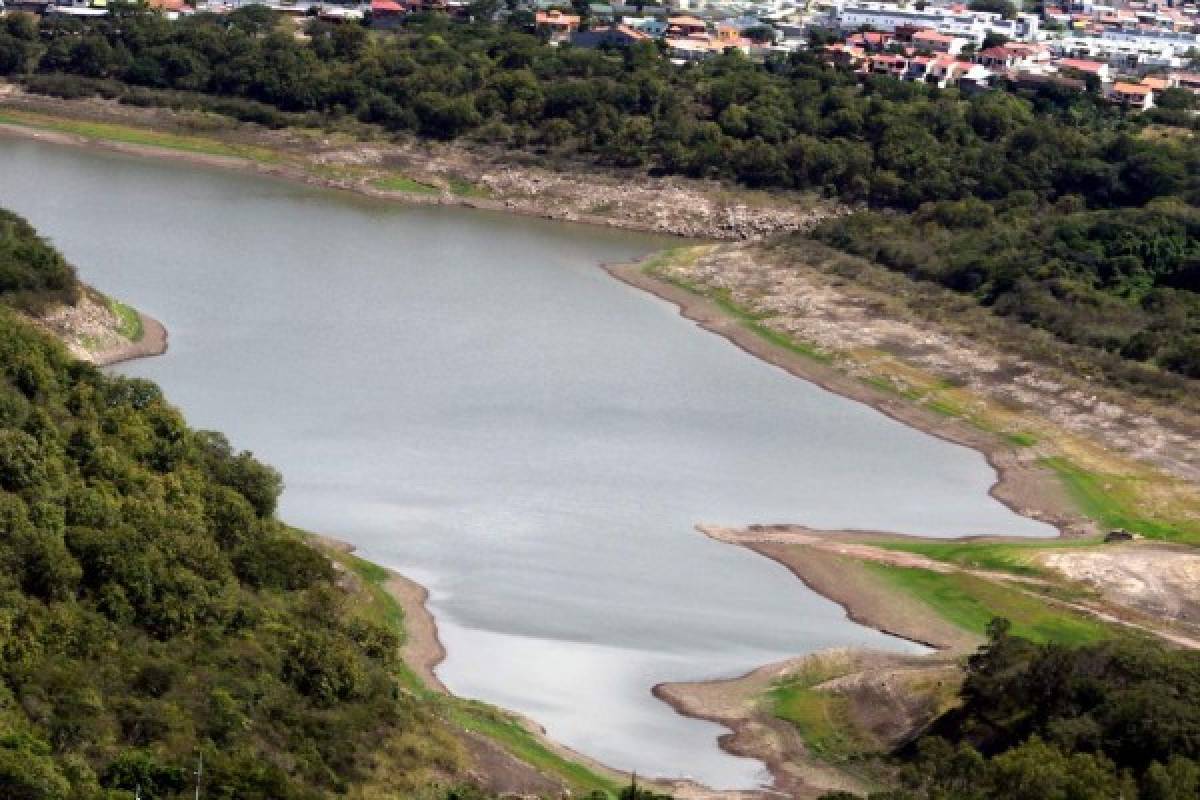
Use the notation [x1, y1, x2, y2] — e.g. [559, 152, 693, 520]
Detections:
[0, 136, 1054, 789]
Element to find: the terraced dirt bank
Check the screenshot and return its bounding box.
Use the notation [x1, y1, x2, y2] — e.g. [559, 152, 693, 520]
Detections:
[621, 243, 1200, 798]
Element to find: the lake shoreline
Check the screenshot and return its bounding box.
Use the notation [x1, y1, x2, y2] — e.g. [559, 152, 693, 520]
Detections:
[0, 89, 837, 241]
[606, 259, 1087, 542]
[94, 310, 168, 366]
[309, 534, 767, 800]
[27, 289, 169, 368]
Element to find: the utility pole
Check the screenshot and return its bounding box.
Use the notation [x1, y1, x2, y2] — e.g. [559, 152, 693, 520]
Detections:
[194, 752, 203, 800]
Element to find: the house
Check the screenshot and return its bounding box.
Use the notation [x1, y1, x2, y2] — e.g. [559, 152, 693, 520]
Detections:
[868, 52, 909, 77]
[1057, 57, 1112, 82]
[715, 23, 754, 49]
[664, 35, 718, 61]
[371, 0, 406, 27]
[976, 45, 1021, 69]
[924, 54, 969, 86]
[622, 15, 668, 37]
[1170, 71, 1200, 93]
[1110, 80, 1155, 108]
[912, 29, 965, 55]
[1008, 70, 1088, 94]
[956, 62, 995, 90]
[846, 30, 894, 51]
[536, 9, 581, 38]
[824, 42, 868, 68]
[666, 14, 707, 36]
[571, 23, 651, 47]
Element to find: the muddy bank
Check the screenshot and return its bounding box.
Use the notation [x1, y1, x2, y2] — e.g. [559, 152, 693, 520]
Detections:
[0, 88, 840, 241]
[385, 571, 448, 692]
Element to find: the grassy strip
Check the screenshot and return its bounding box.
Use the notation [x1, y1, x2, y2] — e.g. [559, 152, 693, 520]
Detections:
[1042, 457, 1200, 544]
[447, 701, 620, 796]
[863, 563, 1112, 647]
[107, 297, 144, 342]
[865, 537, 1101, 578]
[446, 175, 492, 198]
[316, 537, 620, 796]
[372, 174, 440, 194]
[644, 250, 834, 364]
[0, 109, 282, 163]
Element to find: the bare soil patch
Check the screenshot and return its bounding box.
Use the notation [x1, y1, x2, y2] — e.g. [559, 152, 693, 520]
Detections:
[1041, 545, 1200, 626]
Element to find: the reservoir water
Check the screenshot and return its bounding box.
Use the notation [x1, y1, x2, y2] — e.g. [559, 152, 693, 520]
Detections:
[0, 136, 1055, 789]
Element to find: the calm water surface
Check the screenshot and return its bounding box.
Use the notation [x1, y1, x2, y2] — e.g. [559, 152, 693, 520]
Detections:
[0, 137, 1054, 788]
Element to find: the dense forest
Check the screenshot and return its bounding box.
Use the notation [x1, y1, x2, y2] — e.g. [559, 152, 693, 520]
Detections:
[0, 208, 80, 312]
[0, 210, 467, 798]
[822, 621, 1200, 800]
[0, 7, 1196, 382]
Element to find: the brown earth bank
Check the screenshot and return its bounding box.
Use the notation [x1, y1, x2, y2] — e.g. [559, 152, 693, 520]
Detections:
[309, 534, 571, 798]
[0, 85, 841, 240]
[609, 243, 1200, 797]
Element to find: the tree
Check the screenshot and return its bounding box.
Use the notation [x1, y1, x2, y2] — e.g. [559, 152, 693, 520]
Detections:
[969, 0, 1019, 18]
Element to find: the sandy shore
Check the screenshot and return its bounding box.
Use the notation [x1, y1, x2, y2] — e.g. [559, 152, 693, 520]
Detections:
[384, 571, 448, 692]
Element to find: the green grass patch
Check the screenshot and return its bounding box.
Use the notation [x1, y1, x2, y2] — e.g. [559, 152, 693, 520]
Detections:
[646, 262, 835, 365]
[448, 702, 620, 797]
[1004, 431, 1039, 447]
[445, 176, 492, 198]
[867, 538, 1099, 578]
[1042, 457, 1200, 544]
[371, 174, 439, 194]
[925, 398, 963, 418]
[0, 110, 281, 163]
[107, 297, 143, 342]
[768, 662, 872, 761]
[864, 563, 1112, 646]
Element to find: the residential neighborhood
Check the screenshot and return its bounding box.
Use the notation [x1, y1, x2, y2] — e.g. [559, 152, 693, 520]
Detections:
[2, 0, 1199, 109]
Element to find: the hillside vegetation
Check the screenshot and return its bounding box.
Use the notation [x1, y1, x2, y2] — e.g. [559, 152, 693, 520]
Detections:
[820, 621, 1200, 800]
[0, 211, 472, 798]
[0, 207, 80, 311]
